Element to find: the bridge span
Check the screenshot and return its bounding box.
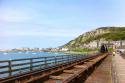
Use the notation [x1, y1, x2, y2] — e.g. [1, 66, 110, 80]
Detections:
[0, 53, 108, 83]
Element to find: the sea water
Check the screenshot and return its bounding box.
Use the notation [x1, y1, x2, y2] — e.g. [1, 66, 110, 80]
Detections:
[0, 51, 68, 78]
[0, 51, 66, 60]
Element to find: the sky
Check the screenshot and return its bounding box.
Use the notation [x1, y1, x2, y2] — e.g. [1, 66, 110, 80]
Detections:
[0, 0, 125, 49]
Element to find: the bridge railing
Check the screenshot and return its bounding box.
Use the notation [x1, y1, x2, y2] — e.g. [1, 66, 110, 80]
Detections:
[0, 53, 98, 78]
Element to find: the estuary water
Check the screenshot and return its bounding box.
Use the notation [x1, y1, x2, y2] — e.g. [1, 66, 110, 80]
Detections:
[0, 51, 67, 61]
[0, 51, 69, 78]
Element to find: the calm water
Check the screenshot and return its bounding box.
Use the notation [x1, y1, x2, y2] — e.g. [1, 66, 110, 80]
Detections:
[0, 52, 67, 61]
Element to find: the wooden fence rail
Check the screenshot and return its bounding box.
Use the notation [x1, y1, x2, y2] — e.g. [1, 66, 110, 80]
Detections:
[0, 53, 98, 78]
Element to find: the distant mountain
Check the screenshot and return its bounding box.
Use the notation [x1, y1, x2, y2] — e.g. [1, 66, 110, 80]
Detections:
[61, 27, 125, 49]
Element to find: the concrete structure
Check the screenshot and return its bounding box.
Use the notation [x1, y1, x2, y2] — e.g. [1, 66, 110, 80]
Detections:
[112, 53, 125, 83]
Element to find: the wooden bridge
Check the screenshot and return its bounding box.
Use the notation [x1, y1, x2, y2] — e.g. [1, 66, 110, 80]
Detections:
[0, 53, 108, 83]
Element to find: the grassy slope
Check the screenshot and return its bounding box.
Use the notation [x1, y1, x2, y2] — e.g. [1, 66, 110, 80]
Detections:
[62, 27, 125, 49]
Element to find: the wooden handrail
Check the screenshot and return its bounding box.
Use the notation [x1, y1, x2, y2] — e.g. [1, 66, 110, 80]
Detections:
[0, 53, 99, 78]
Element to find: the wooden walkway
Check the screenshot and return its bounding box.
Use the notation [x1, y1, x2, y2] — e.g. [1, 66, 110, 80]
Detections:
[112, 53, 125, 83]
[85, 54, 112, 83]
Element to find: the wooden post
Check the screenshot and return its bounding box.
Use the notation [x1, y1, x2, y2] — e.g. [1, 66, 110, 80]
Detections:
[69, 55, 71, 62]
[55, 56, 57, 65]
[68, 55, 70, 62]
[44, 57, 47, 67]
[8, 61, 12, 76]
[62, 56, 63, 63]
[76, 55, 77, 61]
[71, 55, 74, 62]
[30, 58, 33, 71]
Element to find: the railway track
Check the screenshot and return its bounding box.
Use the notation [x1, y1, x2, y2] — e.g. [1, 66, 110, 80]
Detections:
[0, 53, 108, 83]
[43, 53, 107, 83]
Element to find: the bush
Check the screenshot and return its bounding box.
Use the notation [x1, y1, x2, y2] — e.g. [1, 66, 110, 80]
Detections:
[71, 47, 98, 52]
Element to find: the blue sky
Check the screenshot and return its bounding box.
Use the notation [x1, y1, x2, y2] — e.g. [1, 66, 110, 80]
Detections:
[0, 0, 125, 49]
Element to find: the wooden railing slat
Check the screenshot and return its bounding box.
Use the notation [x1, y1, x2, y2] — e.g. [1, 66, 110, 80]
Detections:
[0, 53, 98, 78]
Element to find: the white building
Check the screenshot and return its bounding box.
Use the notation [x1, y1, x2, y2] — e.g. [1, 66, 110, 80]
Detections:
[61, 48, 69, 51]
[84, 40, 125, 48]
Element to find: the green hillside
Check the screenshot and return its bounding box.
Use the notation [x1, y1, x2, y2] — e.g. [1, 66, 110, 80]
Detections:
[62, 27, 125, 49]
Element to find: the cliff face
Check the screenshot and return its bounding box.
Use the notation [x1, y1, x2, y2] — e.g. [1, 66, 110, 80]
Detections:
[62, 27, 125, 49]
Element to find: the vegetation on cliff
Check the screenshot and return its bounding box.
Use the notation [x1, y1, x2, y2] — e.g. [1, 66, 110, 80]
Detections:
[62, 27, 125, 49]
